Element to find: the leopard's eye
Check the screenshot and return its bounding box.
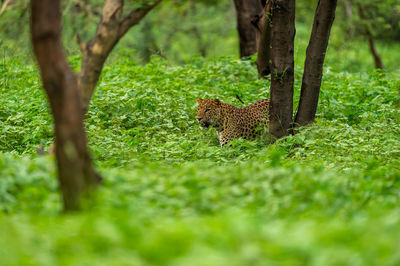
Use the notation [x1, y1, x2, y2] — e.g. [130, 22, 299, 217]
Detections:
[205, 108, 210, 113]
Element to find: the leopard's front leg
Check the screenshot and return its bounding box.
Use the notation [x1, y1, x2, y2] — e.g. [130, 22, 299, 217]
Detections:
[218, 130, 241, 147]
[218, 132, 230, 147]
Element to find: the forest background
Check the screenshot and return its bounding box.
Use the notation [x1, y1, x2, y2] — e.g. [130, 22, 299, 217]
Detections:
[1, 0, 400, 265]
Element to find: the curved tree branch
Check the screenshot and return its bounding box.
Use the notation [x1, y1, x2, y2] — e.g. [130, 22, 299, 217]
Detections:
[119, 0, 162, 39]
[77, 0, 162, 113]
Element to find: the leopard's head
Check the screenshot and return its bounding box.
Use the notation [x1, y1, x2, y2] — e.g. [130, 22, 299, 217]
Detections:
[196, 98, 223, 129]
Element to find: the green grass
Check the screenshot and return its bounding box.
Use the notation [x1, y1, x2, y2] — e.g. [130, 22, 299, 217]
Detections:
[1, 53, 400, 265]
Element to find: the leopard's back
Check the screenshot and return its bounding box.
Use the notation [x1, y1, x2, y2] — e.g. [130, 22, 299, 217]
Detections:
[220, 99, 270, 146]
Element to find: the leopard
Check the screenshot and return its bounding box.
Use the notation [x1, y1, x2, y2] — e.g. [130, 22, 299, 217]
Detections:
[196, 98, 270, 147]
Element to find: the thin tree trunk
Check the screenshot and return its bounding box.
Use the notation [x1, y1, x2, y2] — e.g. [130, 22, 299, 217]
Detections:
[189, 0, 207, 57]
[30, 0, 100, 211]
[252, 0, 272, 77]
[343, 1, 354, 38]
[192, 26, 207, 57]
[140, 19, 156, 63]
[358, 5, 384, 69]
[233, 0, 263, 57]
[77, 0, 162, 113]
[365, 30, 384, 69]
[295, 0, 337, 127]
[268, 0, 296, 139]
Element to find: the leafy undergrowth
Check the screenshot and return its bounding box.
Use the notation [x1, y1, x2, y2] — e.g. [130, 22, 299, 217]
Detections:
[1, 55, 400, 265]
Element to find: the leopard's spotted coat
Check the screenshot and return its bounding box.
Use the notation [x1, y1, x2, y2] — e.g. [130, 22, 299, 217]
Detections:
[196, 98, 270, 146]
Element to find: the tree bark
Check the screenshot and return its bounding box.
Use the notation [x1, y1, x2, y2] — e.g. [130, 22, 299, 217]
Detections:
[295, 0, 337, 127]
[252, 0, 272, 77]
[30, 0, 100, 211]
[268, 0, 295, 139]
[77, 0, 162, 113]
[233, 0, 263, 57]
[357, 5, 384, 69]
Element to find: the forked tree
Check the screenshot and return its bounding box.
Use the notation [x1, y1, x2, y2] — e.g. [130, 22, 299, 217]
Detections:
[41, 0, 161, 155]
[77, 0, 162, 113]
[31, 0, 161, 211]
[254, 0, 337, 137]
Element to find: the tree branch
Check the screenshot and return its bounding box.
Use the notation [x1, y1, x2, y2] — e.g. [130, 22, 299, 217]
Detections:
[76, 0, 162, 113]
[119, 0, 162, 39]
[76, 33, 87, 54]
[73, 0, 101, 18]
[0, 0, 10, 16]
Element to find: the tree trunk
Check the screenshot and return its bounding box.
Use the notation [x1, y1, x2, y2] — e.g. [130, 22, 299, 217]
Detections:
[140, 19, 157, 63]
[233, 0, 263, 57]
[30, 0, 100, 211]
[343, 1, 354, 38]
[252, 0, 272, 77]
[77, 0, 162, 113]
[295, 0, 337, 127]
[268, 0, 296, 139]
[365, 30, 384, 69]
[189, 0, 207, 57]
[358, 5, 384, 69]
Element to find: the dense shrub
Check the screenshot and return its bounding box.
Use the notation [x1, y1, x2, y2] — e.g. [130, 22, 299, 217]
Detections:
[1, 54, 400, 263]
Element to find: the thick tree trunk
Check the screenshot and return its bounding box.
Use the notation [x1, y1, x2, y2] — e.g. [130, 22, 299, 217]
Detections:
[233, 0, 263, 57]
[358, 5, 384, 69]
[295, 0, 337, 127]
[31, 0, 100, 211]
[268, 0, 295, 139]
[43, 0, 161, 156]
[77, 0, 162, 113]
[252, 0, 272, 77]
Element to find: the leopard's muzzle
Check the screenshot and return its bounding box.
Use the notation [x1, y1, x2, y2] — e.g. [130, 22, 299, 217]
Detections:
[197, 117, 211, 129]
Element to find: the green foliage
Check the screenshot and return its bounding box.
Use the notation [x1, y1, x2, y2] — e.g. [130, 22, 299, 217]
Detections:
[2, 0, 400, 71]
[1, 0, 400, 263]
[338, 0, 400, 41]
[1, 54, 400, 263]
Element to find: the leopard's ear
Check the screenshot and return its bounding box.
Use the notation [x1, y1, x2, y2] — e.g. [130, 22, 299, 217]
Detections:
[196, 98, 202, 103]
[214, 99, 221, 106]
